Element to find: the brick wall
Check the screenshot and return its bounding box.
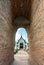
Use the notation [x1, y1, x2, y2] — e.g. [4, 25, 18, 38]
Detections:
[0, 0, 14, 65]
[29, 0, 44, 65]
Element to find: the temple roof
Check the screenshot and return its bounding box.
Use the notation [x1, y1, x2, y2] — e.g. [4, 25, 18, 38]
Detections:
[17, 35, 28, 44]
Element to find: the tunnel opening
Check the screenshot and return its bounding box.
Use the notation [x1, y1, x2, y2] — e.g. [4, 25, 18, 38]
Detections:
[11, 17, 30, 65]
[14, 27, 29, 52]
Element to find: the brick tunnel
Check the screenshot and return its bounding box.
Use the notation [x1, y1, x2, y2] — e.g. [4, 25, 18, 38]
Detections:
[0, 0, 44, 65]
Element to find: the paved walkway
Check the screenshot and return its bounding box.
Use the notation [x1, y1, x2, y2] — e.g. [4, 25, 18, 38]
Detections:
[11, 50, 29, 65]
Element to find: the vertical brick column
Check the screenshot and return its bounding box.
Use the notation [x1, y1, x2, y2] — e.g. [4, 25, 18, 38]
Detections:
[0, 0, 14, 65]
[29, 0, 44, 65]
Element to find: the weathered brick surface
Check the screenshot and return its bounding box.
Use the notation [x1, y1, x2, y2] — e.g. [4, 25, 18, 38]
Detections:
[29, 0, 44, 65]
[0, 17, 14, 65]
[0, 0, 14, 65]
[0, 0, 12, 21]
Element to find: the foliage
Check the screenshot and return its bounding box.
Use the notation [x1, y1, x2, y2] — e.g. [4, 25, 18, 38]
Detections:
[14, 48, 18, 54]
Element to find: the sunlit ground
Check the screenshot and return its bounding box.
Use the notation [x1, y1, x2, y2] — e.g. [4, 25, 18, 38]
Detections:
[11, 49, 29, 65]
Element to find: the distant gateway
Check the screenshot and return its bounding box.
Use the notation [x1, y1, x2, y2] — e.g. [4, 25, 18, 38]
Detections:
[15, 36, 28, 51]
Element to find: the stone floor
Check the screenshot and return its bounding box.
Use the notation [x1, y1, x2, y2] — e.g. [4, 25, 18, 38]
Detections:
[11, 49, 29, 65]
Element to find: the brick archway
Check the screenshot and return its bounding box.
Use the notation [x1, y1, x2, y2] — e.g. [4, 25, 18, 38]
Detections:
[0, 0, 44, 65]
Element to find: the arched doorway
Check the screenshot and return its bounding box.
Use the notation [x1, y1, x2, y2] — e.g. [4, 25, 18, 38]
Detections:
[20, 43, 23, 49]
[14, 27, 29, 51]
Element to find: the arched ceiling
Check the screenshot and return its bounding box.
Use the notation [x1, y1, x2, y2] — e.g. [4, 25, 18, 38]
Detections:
[14, 16, 30, 25]
[10, 0, 31, 20]
[10, 0, 31, 25]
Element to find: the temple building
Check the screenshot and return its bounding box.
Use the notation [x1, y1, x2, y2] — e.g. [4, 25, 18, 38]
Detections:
[15, 36, 28, 50]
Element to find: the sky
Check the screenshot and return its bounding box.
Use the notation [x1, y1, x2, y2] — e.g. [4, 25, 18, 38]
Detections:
[15, 28, 28, 43]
